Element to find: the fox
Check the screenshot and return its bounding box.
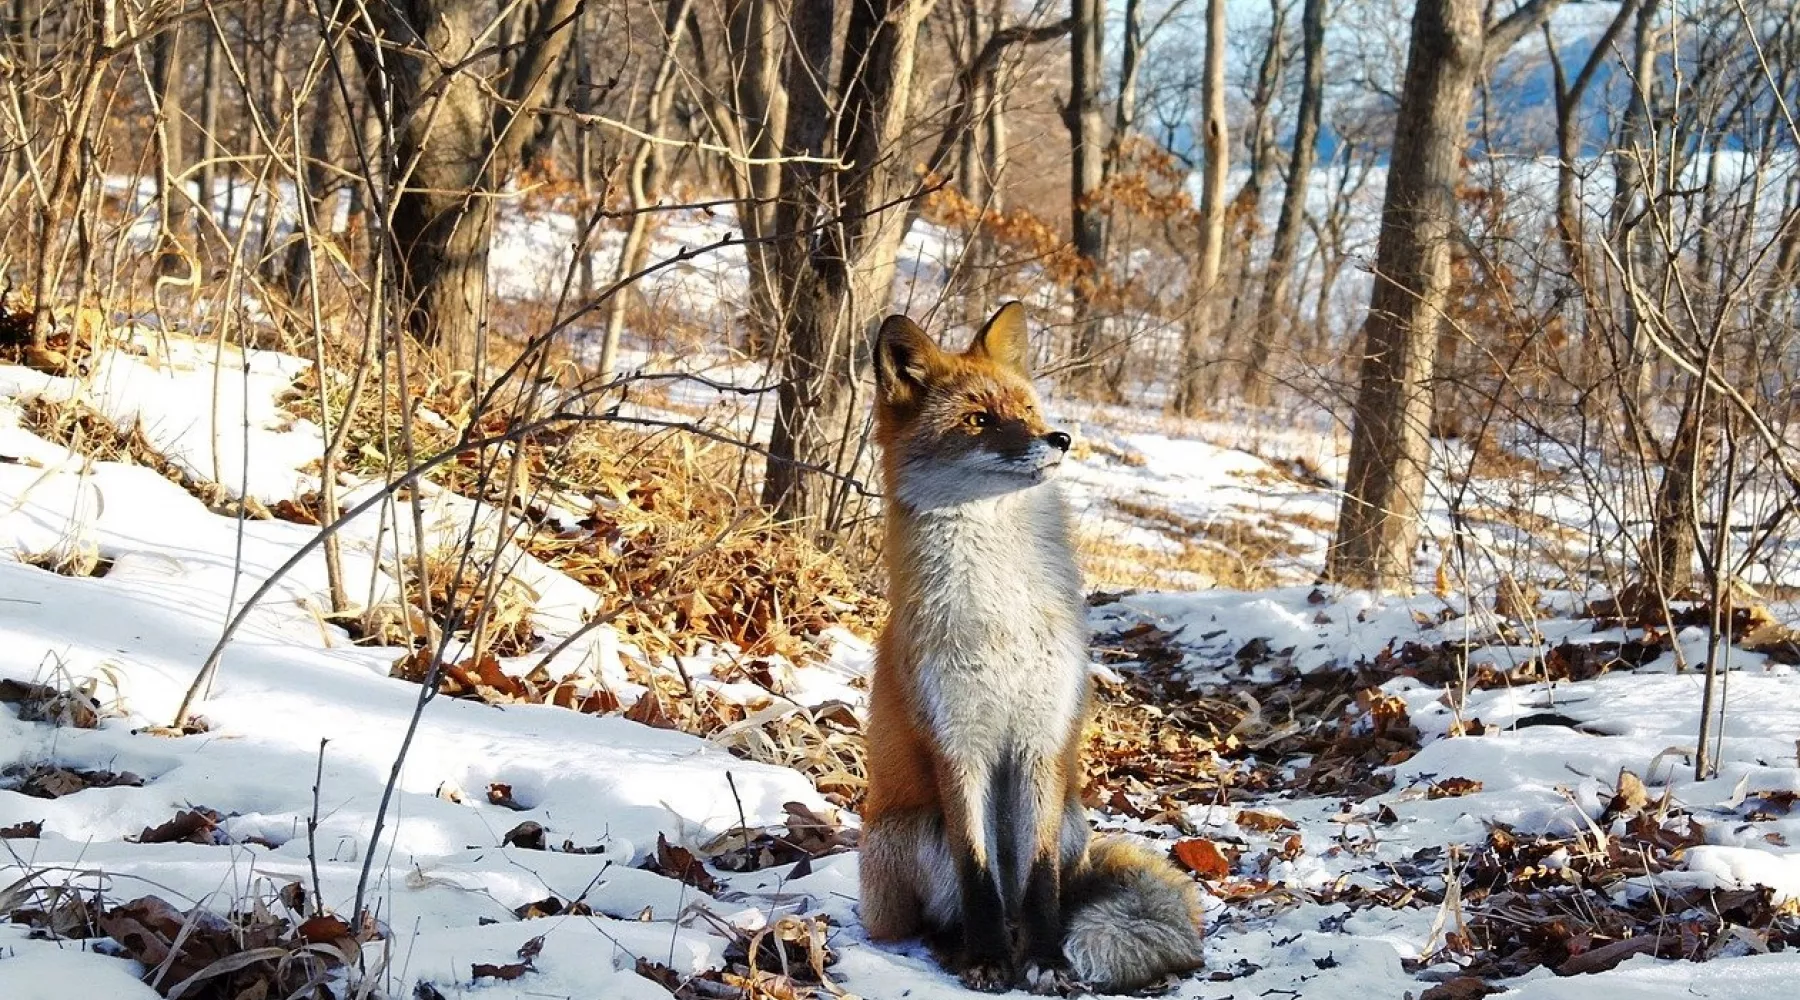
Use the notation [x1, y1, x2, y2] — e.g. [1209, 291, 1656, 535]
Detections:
[859, 302, 1206, 993]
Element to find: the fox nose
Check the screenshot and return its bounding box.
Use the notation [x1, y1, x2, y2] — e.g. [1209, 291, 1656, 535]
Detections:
[1044, 431, 1072, 452]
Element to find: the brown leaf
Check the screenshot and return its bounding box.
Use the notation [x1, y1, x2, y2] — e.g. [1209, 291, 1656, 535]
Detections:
[649, 833, 720, 894]
[1428, 777, 1485, 800]
[502, 821, 547, 851]
[514, 897, 564, 919]
[1235, 809, 1299, 833]
[487, 783, 528, 811]
[4, 764, 143, 799]
[635, 958, 682, 988]
[296, 914, 352, 944]
[0, 678, 100, 728]
[278, 882, 307, 914]
[135, 807, 226, 845]
[1420, 976, 1500, 999]
[1555, 935, 1658, 976]
[1606, 770, 1649, 817]
[624, 688, 677, 730]
[1172, 838, 1231, 879]
[471, 961, 530, 981]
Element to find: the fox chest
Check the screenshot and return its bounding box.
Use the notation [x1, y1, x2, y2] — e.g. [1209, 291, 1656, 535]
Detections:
[898, 537, 1088, 760]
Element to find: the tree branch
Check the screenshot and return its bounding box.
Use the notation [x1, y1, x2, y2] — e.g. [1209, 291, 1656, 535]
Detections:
[1486, 0, 1569, 63]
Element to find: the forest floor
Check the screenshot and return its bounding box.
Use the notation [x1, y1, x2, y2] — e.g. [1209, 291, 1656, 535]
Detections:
[2, 185, 1799, 999]
[0, 316, 1796, 1000]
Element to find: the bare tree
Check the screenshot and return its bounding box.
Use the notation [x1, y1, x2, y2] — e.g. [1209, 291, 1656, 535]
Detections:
[599, 0, 695, 378]
[721, 0, 787, 355]
[1544, 0, 1639, 283]
[1612, 0, 1665, 408]
[1172, 0, 1228, 417]
[1211, 0, 1287, 398]
[761, 0, 933, 532]
[1327, 0, 1566, 592]
[147, 19, 193, 279]
[360, 0, 580, 364]
[1245, 0, 1327, 403]
[1065, 0, 1106, 388]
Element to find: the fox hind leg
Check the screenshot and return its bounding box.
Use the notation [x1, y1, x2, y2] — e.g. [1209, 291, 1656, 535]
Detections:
[861, 809, 958, 941]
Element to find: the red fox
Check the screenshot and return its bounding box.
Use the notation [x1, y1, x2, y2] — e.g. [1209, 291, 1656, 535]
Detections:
[860, 303, 1205, 993]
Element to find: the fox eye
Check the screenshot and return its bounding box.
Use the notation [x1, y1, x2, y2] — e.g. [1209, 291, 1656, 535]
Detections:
[964, 412, 994, 430]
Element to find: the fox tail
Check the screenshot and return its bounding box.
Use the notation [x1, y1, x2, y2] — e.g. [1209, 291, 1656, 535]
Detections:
[1060, 836, 1207, 993]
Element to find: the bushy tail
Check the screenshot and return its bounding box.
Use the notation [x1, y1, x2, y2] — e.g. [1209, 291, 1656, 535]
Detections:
[1060, 836, 1206, 993]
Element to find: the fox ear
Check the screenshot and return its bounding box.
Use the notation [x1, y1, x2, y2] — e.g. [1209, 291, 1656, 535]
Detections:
[967, 301, 1031, 376]
[874, 315, 941, 405]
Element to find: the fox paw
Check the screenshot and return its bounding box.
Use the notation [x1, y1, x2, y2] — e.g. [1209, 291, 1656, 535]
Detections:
[959, 960, 1013, 993]
[1022, 961, 1081, 996]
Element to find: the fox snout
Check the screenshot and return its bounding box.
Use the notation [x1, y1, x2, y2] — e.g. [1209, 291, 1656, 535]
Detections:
[1045, 430, 1072, 453]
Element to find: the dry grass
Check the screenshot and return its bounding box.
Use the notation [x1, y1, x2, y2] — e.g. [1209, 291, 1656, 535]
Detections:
[16, 396, 263, 519]
[1086, 497, 1311, 591]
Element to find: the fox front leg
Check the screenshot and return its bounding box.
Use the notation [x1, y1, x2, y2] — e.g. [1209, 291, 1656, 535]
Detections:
[940, 761, 1015, 991]
[1019, 758, 1078, 971]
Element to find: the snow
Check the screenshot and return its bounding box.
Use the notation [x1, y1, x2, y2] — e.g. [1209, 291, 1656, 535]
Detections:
[1498, 952, 1800, 999]
[4, 323, 1800, 996]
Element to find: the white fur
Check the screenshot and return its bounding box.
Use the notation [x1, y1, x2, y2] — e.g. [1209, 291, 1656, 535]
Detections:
[892, 439, 1066, 512]
[1062, 839, 1207, 991]
[889, 473, 1088, 905]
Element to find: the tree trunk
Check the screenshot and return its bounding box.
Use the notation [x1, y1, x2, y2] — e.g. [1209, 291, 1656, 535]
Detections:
[1246, 0, 1326, 404]
[1545, 3, 1635, 287]
[149, 22, 192, 277]
[572, 7, 598, 299]
[1650, 380, 1705, 596]
[197, 20, 221, 236]
[725, 0, 787, 357]
[599, 0, 693, 377]
[1172, 0, 1228, 417]
[1103, 0, 1144, 180]
[1613, 0, 1663, 409]
[957, 0, 990, 208]
[283, 4, 352, 301]
[366, 0, 580, 365]
[1327, 0, 1565, 591]
[1211, 0, 1286, 399]
[761, 0, 929, 534]
[1065, 0, 1106, 389]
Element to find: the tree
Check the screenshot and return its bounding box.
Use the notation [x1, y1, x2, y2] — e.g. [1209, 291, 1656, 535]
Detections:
[147, 20, 192, 279]
[1065, 0, 1106, 389]
[360, 0, 580, 364]
[720, 0, 787, 355]
[1246, 0, 1327, 403]
[1172, 0, 1228, 417]
[760, 0, 932, 532]
[1612, 0, 1665, 409]
[1544, 0, 1639, 284]
[1327, 0, 1566, 592]
[599, 0, 695, 379]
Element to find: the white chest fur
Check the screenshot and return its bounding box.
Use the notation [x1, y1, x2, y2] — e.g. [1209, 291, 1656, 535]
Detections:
[890, 485, 1089, 764]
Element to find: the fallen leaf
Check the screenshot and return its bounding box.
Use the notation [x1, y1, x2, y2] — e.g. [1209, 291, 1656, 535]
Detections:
[1428, 777, 1484, 800]
[501, 821, 547, 851]
[1172, 838, 1231, 879]
[1235, 809, 1299, 833]
[470, 961, 530, 981]
[487, 783, 528, 811]
[135, 807, 227, 845]
[296, 914, 351, 944]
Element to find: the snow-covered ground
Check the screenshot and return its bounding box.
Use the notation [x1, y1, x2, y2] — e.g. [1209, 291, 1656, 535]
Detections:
[2, 317, 1798, 1000]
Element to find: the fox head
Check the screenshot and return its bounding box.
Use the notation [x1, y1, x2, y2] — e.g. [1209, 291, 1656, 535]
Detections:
[872, 302, 1073, 509]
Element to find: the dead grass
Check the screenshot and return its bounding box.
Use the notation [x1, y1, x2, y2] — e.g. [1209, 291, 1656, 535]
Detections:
[17, 396, 266, 519]
[1088, 497, 1311, 591]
